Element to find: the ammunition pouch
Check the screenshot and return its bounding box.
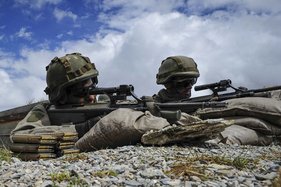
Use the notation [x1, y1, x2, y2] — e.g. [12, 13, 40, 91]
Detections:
[9, 125, 80, 161]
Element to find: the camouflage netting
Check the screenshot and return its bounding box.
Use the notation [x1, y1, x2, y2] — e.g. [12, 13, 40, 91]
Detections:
[141, 118, 233, 146]
[75, 108, 169, 152]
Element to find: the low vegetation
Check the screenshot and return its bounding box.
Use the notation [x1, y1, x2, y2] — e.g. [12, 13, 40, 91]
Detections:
[0, 148, 12, 163]
[50, 171, 88, 187]
[272, 167, 281, 187]
[91, 170, 118, 178]
[165, 154, 256, 180]
[62, 153, 88, 162]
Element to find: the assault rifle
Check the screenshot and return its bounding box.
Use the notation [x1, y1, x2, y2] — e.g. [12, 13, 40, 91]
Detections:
[186, 79, 281, 102]
[47, 84, 227, 124]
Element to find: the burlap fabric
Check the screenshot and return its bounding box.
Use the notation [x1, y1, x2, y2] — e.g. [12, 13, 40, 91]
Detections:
[196, 97, 281, 145]
[10, 103, 50, 135]
[75, 108, 170, 152]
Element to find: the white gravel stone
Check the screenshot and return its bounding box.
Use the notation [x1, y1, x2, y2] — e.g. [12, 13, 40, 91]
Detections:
[0, 144, 280, 186]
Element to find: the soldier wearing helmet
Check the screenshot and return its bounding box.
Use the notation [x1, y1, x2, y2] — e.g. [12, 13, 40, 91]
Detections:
[44, 53, 99, 105]
[9, 53, 101, 160]
[9, 53, 168, 159]
[154, 56, 200, 102]
[152, 56, 281, 147]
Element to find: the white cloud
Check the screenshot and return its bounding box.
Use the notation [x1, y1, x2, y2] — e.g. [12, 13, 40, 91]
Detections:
[57, 9, 281, 97]
[14, 49, 63, 78]
[53, 8, 78, 22]
[15, 27, 32, 40]
[99, 0, 184, 30]
[187, 0, 281, 15]
[0, 69, 47, 111]
[0, 35, 4, 40]
[0, 50, 59, 111]
[95, 0, 281, 91]
[67, 31, 73, 35]
[56, 34, 63, 39]
[14, 0, 62, 9]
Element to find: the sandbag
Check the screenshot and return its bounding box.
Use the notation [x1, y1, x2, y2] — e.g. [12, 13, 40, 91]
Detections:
[224, 116, 281, 135]
[75, 108, 169, 152]
[14, 153, 57, 161]
[10, 125, 79, 161]
[11, 103, 51, 135]
[270, 90, 281, 101]
[196, 97, 281, 127]
[208, 125, 273, 146]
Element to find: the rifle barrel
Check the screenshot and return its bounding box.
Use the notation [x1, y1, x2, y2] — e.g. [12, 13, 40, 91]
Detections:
[194, 79, 231, 91]
[248, 85, 281, 93]
[156, 101, 227, 109]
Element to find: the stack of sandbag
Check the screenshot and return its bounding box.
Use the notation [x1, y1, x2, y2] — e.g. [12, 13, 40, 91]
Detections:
[9, 125, 79, 161]
[195, 97, 281, 145]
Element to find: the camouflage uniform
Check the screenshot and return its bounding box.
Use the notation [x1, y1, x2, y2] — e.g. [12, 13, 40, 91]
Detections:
[140, 56, 232, 146]
[10, 53, 168, 160]
[153, 56, 199, 102]
[152, 55, 281, 146]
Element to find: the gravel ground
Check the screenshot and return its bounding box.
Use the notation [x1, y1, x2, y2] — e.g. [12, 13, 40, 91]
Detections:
[0, 144, 281, 187]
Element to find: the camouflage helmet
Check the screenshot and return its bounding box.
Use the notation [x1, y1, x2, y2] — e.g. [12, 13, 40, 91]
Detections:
[156, 56, 200, 84]
[44, 53, 99, 103]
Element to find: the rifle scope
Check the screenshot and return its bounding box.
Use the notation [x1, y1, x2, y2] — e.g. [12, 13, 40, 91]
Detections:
[194, 79, 232, 91]
[88, 85, 134, 95]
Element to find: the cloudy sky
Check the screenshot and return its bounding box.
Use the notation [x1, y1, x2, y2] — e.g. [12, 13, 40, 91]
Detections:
[0, 0, 281, 111]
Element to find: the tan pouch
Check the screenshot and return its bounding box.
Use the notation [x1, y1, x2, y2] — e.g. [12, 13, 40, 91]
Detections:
[11, 134, 58, 144]
[196, 97, 281, 127]
[15, 153, 57, 161]
[9, 143, 54, 153]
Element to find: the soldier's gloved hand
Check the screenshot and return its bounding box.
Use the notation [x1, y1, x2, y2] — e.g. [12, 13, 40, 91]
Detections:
[9, 125, 79, 161]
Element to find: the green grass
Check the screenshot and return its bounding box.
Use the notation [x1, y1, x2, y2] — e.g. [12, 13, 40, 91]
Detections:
[50, 171, 89, 187]
[0, 148, 12, 163]
[62, 153, 88, 162]
[165, 154, 256, 180]
[91, 170, 118, 178]
[272, 167, 281, 187]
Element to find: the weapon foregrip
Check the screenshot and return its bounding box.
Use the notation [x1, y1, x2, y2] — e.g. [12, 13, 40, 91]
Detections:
[159, 110, 181, 124]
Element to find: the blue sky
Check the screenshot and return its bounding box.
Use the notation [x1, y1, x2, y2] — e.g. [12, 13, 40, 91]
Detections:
[0, 0, 281, 111]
